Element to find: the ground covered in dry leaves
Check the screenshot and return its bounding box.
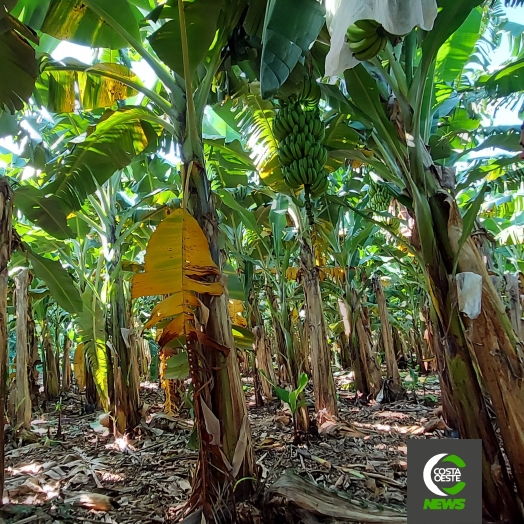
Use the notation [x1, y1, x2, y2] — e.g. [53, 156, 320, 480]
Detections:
[2, 372, 444, 524]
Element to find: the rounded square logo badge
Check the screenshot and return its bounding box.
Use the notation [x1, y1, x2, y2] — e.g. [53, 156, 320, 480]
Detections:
[408, 439, 481, 524]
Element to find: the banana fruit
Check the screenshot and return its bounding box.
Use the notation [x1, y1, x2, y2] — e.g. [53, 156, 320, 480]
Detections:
[368, 179, 391, 211]
[298, 75, 321, 110]
[273, 77, 329, 197]
[369, 180, 400, 231]
[346, 19, 387, 61]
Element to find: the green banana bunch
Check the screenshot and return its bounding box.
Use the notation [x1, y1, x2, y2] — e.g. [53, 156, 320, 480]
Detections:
[298, 76, 321, 110]
[273, 88, 329, 198]
[388, 217, 400, 232]
[368, 180, 391, 211]
[369, 180, 401, 231]
[346, 19, 387, 61]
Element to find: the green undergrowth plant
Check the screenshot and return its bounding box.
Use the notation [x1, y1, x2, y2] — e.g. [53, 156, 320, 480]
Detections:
[262, 370, 309, 440]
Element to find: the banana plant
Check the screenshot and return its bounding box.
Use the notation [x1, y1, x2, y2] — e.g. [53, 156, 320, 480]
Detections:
[324, 1, 524, 517]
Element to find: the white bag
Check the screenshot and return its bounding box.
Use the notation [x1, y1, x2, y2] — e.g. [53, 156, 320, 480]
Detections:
[325, 0, 438, 76]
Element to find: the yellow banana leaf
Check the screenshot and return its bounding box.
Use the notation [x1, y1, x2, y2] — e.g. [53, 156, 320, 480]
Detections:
[229, 299, 248, 328]
[285, 266, 346, 282]
[73, 342, 86, 392]
[132, 208, 227, 352]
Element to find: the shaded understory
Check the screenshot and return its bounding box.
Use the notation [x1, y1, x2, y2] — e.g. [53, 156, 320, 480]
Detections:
[3, 372, 442, 523]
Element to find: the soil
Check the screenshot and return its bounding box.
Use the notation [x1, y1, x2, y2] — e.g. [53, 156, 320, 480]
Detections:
[2, 371, 443, 523]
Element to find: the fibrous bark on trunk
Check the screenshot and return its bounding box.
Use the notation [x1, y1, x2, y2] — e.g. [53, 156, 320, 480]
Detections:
[299, 240, 337, 418]
[43, 327, 60, 399]
[337, 299, 352, 371]
[448, 200, 524, 511]
[254, 331, 274, 400]
[27, 305, 39, 402]
[0, 177, 14, 502]
[250, 295, 275, 400]
[110, 282, 141, 433]
[504, 273, 523, 340]
[337, 298, 366, 394]
[137, 337, 151, 380]
[338, 332, 352, 370]
[355, 311, 382, 398]
[299, 317, 311, 375]
[412, 191, 522, 521]
[14, 269, 32, 429]
[267, 288, 290, 385]
[372, 275, 401, 387]
[189, 163, 256, 511]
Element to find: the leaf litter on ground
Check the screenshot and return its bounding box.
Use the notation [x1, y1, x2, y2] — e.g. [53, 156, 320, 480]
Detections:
[2, 373, 444, 523]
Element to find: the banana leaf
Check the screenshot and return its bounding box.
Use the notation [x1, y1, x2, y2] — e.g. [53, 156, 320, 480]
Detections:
[41, 0, 140, 49]
[260, 0, 325, 98]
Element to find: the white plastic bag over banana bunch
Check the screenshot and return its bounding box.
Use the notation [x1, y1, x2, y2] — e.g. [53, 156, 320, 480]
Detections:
[325, 0, 438, 77]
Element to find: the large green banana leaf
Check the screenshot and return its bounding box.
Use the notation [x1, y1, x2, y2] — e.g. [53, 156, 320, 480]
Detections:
[15, 185, 75, 239]
[41, 0, 140, 49]
[419, 0, 484, 84]
[435, 7, 482, 83]
[76, 288, 109, 408]
[478, 57, 524, 98]
[45, 107, 161, 210]
[27, 248, 83, 314]
[0, 9, 38, 112]
[260, 0, 325, 98]
[148, 0, 224, 78]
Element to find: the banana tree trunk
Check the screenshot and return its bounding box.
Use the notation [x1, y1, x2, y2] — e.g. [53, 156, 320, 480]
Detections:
[298, 318, 310, 375]
[504, 273, 524, 339]
[338, 332, 352, 370]
[265, 287, 309, 431]
[372, 275, 402, 391]
[189, 163, 255, 505]
[43, 327, 60, 399]
[110, 281, 141, 433]
[62, 336, 71, 393]
[446, 200, 524, 512]
[412, 189, 522, 521]
[27, 305, 39, 402]
[0, 178, 13, 501]
[267, 288, 290, 385]
[251, 350, 264, 407]
[355, 310, 382, 398]
[137, 337, 151, 380]
[299, 240, 337, 417]
[338, 298, 365, 393]
[411, 321, 428, 373]
[85, 367, 98, 408]
[250, 296, 276, 400]
[392, 328, 406, 366]
[14, 269, 31, 429]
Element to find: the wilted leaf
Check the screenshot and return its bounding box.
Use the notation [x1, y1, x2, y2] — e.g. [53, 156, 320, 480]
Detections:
[133, 209, 224, 350]
[201, 398, 221, 445]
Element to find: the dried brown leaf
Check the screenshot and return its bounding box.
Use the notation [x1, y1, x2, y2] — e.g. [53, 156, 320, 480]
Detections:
[232, 415, 248, 478]
[64, 492, 115, 511]
[200, 399, 221, 445]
